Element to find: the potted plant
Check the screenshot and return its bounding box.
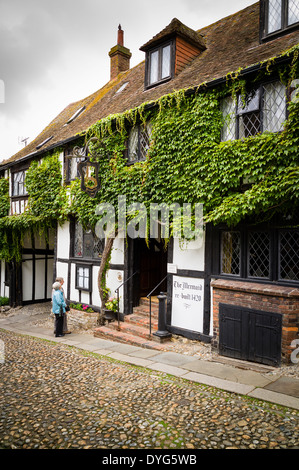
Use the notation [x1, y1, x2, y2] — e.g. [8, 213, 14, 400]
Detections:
[104, 295, 119, 322]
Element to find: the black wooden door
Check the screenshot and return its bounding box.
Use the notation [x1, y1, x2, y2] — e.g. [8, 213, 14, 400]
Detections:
[219, 304, 282, 366]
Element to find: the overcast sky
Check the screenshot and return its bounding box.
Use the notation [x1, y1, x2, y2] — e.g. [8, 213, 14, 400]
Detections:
[0, 0, 255, 162]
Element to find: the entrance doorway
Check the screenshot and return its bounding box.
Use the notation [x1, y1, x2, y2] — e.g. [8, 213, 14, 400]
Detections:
[139, 238, 167, 297]
[125, 238, 168, 313]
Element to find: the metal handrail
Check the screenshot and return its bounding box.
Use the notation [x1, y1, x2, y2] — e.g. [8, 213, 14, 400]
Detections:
[115, 270, 139, 330]
[146, 274, 168, 335]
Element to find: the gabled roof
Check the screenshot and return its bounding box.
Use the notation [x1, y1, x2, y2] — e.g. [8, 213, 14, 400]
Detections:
[139, 17, 206, 52]
[2, 2, 299, 167]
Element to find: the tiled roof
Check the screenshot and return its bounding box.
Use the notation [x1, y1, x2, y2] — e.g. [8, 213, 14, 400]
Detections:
[2, 2, 298, 167]
[139, 17, 206, 51]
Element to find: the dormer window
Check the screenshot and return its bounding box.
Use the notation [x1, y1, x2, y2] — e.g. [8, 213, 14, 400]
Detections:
[148, 42, 173, 87]
[140, 18, 206, 90]
[261, 0, 299, 41]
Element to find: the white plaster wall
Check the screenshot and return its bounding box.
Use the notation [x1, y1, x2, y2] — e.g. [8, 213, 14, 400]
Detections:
[106, 269, 124, 313]
[92, 265, 101, 307]
[110, 236, 125, 265]
[80, 291, 90, 305]
[209, 279, 214, 336]
[171, 234, 205, 272]
[58, 151, 64, 179]
[70, 263, 79, 302]
[47, 258, 55, 298]
[55, 261, 69, 297]
[0, 261, 6, 298]
[35, 256, 46, 300]
[57, 221, 70, 259]
[22, 256, 33, 302]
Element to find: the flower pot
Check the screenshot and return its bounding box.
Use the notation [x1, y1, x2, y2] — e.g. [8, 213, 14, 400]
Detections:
[104, 308, 116, 322]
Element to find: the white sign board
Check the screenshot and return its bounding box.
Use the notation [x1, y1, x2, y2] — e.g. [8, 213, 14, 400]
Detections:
[171, 276, 204, 333]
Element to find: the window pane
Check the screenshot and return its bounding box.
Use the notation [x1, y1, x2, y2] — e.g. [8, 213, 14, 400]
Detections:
[279, 231, 299, 281]
[221, 96, 236, 141]
[268, 0, 282, 33]
[248, 232, 270, 278]
[139, 122, 152, 160]
[128, 127, 139, 162]
[221, 231, 241, 275]
[150, 50, 159, 84]
[84, 268, 89, 289]
[93, 236, 104, 258]
[263, 81, 286, 132]
[74, 223, 83, 257]
[161, 45, 171, 79]
[84, 230, 94, 258]
[239, 112, 261, 138]
[288, 0, 299, 25]
[13, 171, 26, 196]
[237, 90, 260, 114]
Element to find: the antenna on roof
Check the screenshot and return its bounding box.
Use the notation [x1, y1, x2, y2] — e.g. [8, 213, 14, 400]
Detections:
[18, 136, 29, 147]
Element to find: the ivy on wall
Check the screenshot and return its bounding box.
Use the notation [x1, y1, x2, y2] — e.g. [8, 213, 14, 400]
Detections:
[0, 45, 298, 264]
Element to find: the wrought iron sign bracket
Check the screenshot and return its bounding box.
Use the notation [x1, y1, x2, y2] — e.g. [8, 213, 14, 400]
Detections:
[67, 137, 104, 198]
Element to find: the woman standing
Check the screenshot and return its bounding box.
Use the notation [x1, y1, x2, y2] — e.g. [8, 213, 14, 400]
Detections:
[55, 277, 71, 334]
[52, 282, 66, 337]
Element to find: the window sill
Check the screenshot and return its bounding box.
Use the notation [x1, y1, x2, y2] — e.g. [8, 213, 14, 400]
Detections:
[144, 76, 172, 91]
[261, 22, 299, 43]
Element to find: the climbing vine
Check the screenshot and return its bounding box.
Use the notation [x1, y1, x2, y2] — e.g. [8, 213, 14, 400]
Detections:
[0, 45, 298, 265]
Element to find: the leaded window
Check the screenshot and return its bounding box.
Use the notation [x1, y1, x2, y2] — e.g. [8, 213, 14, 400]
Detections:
[262, 0, 299, 38]
[219, 227, 299, 284]
[248, 232, 271, 279]
[279, 231, 299, 281]
[127, 122, 152, 163]
[221, 231, 241, 275]
[74, 222, 104, 259]
[66, 147, 85, 181]
[12, 171, 27, 196]
[221, 81, 286, 141]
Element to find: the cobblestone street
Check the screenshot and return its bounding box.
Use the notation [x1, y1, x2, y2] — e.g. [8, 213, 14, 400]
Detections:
[0, 330, 298, 451]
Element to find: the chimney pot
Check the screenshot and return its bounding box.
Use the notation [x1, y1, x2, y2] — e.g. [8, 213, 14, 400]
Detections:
[117, 24, 124, 46]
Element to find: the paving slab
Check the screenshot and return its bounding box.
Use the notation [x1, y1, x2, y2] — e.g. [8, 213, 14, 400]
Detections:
[107, 351, 153, 368]
[264, 376, 299, 398]
[248, 388, 299, 410]
[150, 351, 198, 367]
[182, 359, 274, 387]
[127, 349, 161, 359]
[103, 343, 141, 354]
[181, 371, 255, 395]
[147, 362, 188, 377]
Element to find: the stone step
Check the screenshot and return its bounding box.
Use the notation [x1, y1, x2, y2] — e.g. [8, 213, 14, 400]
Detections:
[93, 326, 166, 350]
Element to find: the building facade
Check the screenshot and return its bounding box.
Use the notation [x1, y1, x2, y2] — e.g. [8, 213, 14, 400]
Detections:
[0, 1, 299, 365]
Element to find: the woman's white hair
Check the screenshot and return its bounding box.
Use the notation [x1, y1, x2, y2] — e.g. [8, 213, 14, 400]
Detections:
[52, 281, 61, 290]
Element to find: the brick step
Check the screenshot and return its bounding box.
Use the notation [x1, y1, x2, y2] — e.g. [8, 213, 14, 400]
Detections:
[132, 306, 159, 318]
[93, 326, 167, 351]
[124, 313, 158, 330]
[108, 320, 155, 340]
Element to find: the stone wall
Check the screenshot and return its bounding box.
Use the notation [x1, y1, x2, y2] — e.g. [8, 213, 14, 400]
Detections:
[67, 308, 99, 331]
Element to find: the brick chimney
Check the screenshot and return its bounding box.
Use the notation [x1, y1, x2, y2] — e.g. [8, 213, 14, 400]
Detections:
[109, 25, 132, 81]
